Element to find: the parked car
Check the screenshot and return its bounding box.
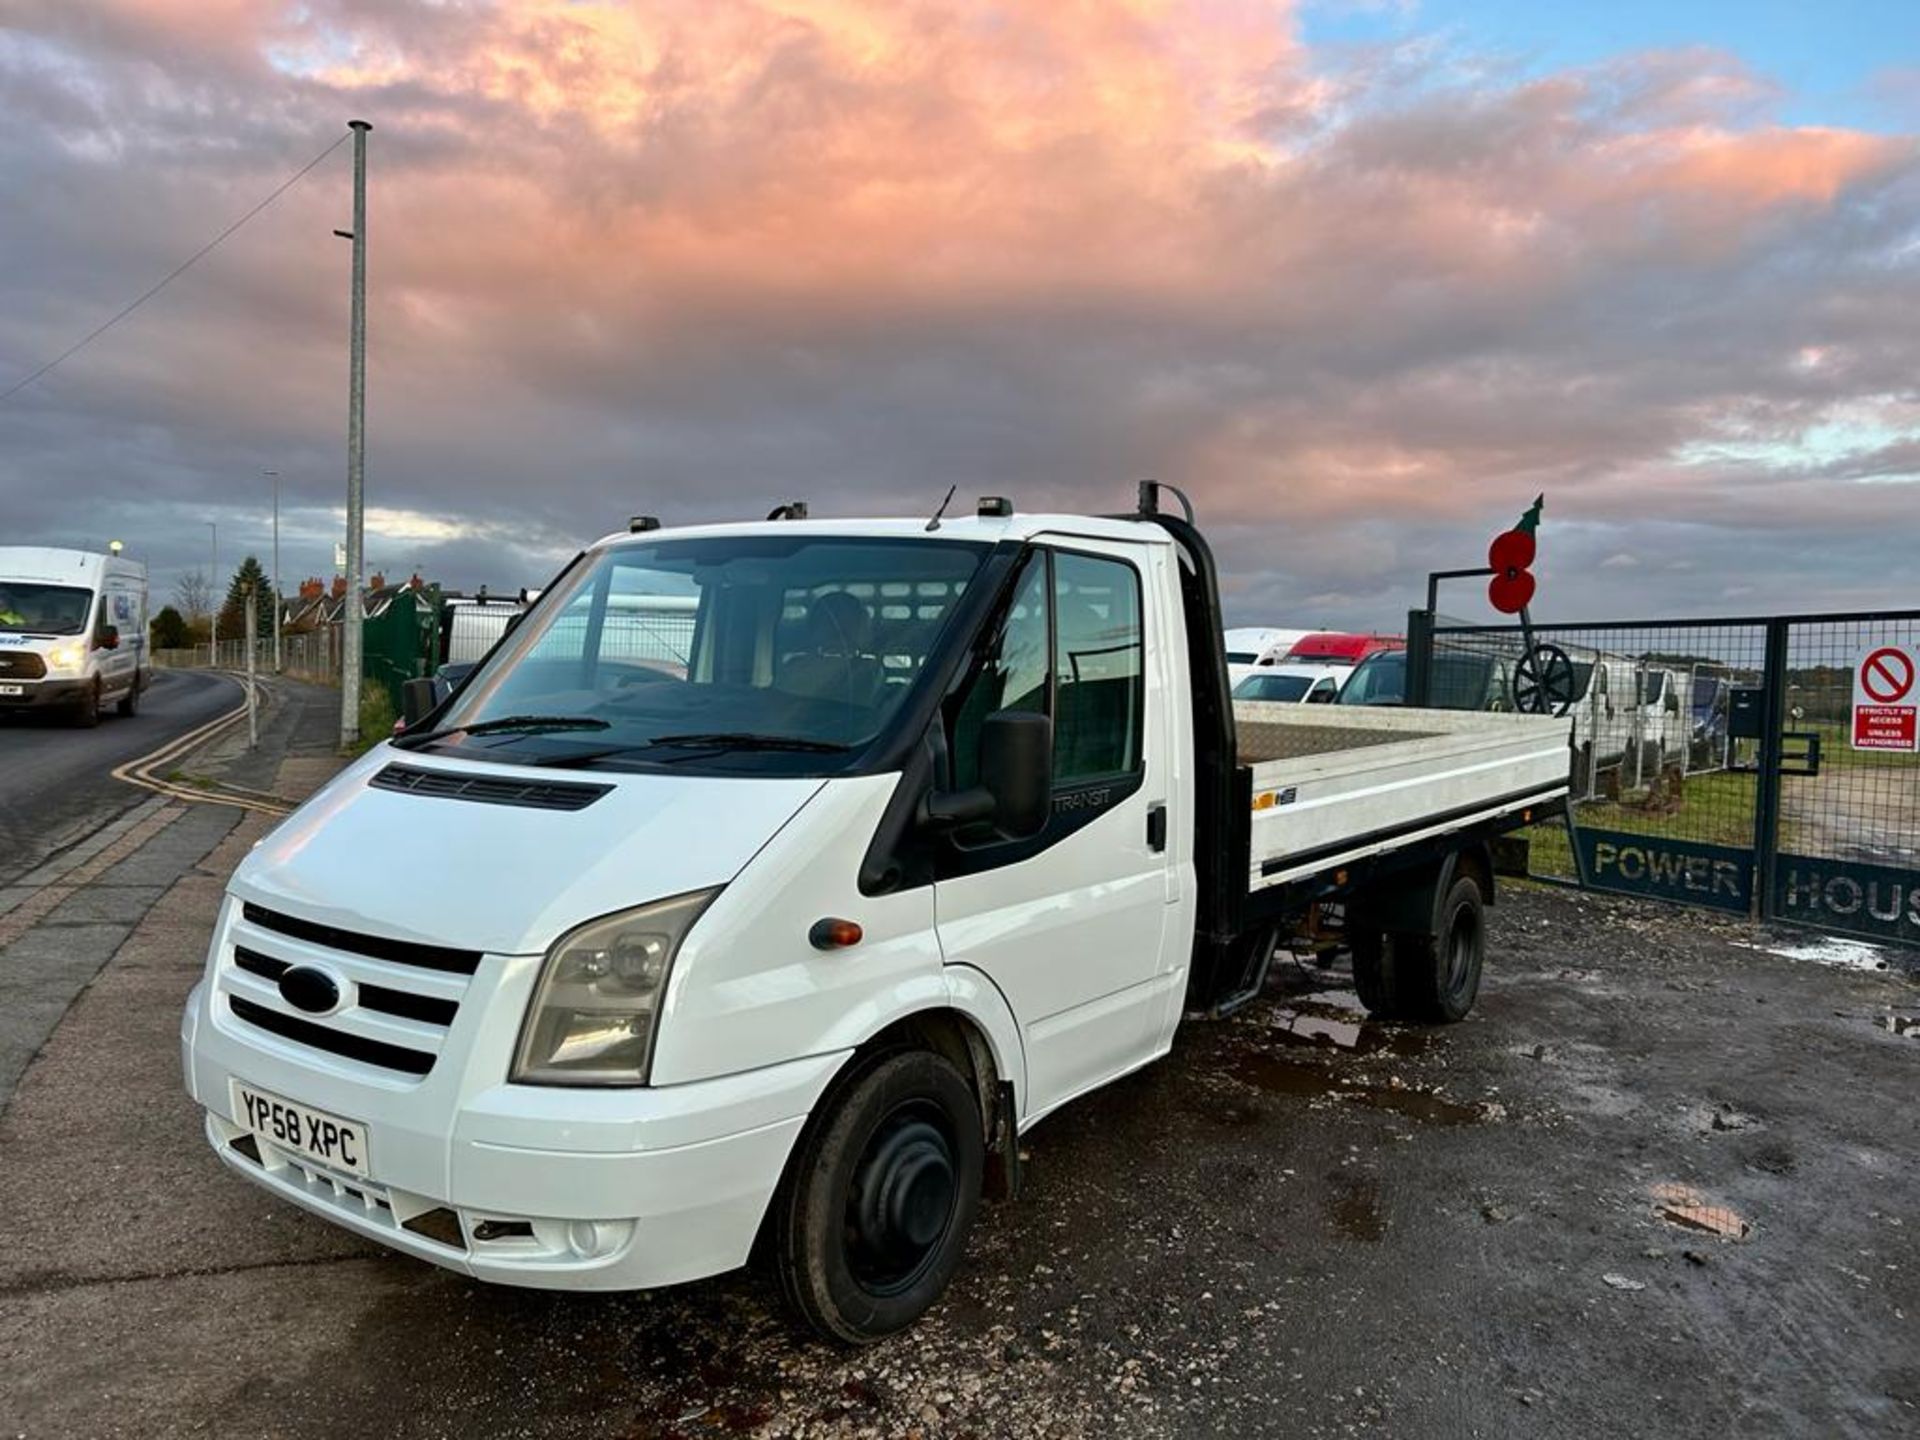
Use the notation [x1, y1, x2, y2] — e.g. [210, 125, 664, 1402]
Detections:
[181, 490, 1571, 1342]
[1223, 626, 1311, 686]
[1232, 663, 1343, 704]
[1337, 648, 1511, 711]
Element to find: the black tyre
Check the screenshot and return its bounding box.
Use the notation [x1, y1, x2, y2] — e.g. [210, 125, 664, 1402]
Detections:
[116, 681, 140, 718]
[73, 680, 102, 728]
[774, 1050, 984, 1344]
[1390, 876, 1486, 1023]
[1349, 926, 1400, 1017]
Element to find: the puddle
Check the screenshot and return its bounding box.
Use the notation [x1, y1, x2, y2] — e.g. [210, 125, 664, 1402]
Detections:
[1737, 937, 1891, 972]
[1326, 1177, 1384, 1242]
[1650, 1182, 1751, 1241]
[1266, 992, 1433, 1058]
[1231, 1051, 1485, 1126]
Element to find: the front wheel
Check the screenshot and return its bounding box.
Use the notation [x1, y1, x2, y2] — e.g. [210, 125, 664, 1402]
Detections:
[72, 680, 102, 728]
[773, 1050, 984, 1344]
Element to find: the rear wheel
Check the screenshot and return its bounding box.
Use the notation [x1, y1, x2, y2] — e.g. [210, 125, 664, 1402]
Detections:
[1350, 875, 1486, 1023]
[774, 1050, 984, 1344]
[1349, 926, 1399, 1016]
[116, 680, 140, 717]
[1392, 876, 1485, 1022]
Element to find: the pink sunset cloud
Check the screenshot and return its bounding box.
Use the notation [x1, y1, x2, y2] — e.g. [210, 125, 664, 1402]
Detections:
[1, 1, 1914, 622]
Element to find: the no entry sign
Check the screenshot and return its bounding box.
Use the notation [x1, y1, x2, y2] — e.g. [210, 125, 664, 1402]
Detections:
[1852, 644, 1920, 752]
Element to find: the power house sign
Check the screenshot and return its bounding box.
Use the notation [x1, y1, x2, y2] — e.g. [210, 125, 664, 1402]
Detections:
[1852, 644, 1920, 752]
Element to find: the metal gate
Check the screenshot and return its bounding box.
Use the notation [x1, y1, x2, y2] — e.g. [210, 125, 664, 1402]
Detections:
[1407, 608, 1920, 947]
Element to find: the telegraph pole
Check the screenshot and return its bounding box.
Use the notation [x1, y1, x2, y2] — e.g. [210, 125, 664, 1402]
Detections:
[264, 469, 281, 672]
[337, 119, 371, 746]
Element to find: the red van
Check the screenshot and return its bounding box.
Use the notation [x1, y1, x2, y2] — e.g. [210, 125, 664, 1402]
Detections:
[1282, 631, 1401, 667]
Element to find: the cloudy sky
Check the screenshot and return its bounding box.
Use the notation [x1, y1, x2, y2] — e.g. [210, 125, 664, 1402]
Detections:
[2, 0, 1915, 628]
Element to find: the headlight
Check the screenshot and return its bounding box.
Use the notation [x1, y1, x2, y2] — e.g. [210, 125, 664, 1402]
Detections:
[45, 642, 86, 674]
[510, 887, 719, 1086]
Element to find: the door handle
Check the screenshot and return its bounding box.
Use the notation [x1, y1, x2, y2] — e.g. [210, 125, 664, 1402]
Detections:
[1146, 802, 1167, 853]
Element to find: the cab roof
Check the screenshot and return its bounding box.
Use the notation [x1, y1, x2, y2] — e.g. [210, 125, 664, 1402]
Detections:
[589, 512, 1172, 553]
[0, 547, 138, 583]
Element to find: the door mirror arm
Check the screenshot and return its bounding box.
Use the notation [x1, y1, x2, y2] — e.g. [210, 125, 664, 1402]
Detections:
[920, 787, 998, 831]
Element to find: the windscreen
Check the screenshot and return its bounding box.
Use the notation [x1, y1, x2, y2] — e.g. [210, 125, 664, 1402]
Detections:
[0, 583, 91, 634]
[1234, 673, 1312, 702]
[1337, 652, 1405, 705]
[1337, 652, 1492, 709]
[428, 534, 990, 770]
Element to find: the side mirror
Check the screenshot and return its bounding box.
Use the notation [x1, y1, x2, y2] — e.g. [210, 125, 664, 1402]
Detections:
[400, 676, 439, 728]
[501, 611, 525, 639]
[1307, 687, 1335, 704]
[923, 709, 1053, 839]
[101, 626, 120, 650]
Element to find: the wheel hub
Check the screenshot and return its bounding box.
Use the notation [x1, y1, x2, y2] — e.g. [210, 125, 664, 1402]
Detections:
[848, 1111, 956, 1292]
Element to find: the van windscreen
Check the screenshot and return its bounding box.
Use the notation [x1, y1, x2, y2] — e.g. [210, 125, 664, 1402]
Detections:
[0, 583, 91, 634]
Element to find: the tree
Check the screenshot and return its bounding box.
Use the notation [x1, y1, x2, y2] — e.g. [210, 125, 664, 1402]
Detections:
[217, 556, 273, 640]
[173, 570, 212, 626]
[151, 606, 192, 649]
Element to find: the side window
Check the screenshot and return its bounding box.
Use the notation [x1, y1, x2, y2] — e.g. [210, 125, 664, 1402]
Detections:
[947, 547, 1144, 797]
[949, 558, 1049, 790]
[1052, 552, 1143, 782]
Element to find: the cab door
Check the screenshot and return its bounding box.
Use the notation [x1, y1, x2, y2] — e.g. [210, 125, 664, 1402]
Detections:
[933, 541, 1180, 1122]
[95, 582, 138, 699]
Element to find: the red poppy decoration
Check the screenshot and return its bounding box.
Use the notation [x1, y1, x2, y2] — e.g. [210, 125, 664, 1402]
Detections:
[1486, 495, 1543, 615]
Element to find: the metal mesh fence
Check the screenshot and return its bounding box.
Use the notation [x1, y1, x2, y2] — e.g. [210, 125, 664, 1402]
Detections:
[1421, 609, 1920, 943]
[1772, 614, 1920, 941]
[1426, 618, 1768, 910]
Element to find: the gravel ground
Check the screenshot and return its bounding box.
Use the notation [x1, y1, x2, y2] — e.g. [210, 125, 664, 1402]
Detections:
[2, 856, 1915, 1439]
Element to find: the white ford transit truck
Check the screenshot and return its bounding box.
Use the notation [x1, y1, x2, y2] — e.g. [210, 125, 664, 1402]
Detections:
[181, 487, 1571, 1341]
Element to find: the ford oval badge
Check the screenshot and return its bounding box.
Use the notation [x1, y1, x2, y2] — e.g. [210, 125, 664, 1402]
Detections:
[279, 965, 342, 1015]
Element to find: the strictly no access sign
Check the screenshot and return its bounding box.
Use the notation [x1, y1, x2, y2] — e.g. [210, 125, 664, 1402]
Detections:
[1852, 644, 1920, 752]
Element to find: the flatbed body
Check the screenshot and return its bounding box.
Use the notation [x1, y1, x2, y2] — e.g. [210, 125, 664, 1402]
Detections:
[1236, 702, 1570, 890]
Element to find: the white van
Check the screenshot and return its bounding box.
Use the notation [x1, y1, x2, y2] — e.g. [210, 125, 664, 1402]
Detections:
[1223, 626, 1310, 686]
[1566, 655, 1685, 793]
[180, 492, 1570, 1341]
[0, 547, 150, 726]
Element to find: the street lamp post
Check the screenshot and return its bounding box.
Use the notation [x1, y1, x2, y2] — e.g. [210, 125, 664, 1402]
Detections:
[263, 469, 281, 673]
[337, 118, 372, 747]
[207, 520, 218, 663]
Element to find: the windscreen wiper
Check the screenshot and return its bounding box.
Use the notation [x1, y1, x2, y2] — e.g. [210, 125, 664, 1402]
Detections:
[644, 731, 852, 753]
[391, 714, 610, 750]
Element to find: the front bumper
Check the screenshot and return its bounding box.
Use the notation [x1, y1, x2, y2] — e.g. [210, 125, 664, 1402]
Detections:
[0, 677, 88, 710]
[182, 974, 848, 1291]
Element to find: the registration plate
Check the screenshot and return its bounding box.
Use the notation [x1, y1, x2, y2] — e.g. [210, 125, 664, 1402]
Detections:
[0, 684, 22, 696]
[231, 1081, 370, 1177]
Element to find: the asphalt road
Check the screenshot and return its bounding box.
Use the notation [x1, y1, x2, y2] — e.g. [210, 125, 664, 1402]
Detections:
[0, 668, 239, 884]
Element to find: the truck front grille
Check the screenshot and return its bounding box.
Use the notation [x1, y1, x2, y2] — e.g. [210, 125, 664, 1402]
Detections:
[241, 901, 480, 975]
[220, 904, 478, 1078]
[0, 652, 47, 679]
